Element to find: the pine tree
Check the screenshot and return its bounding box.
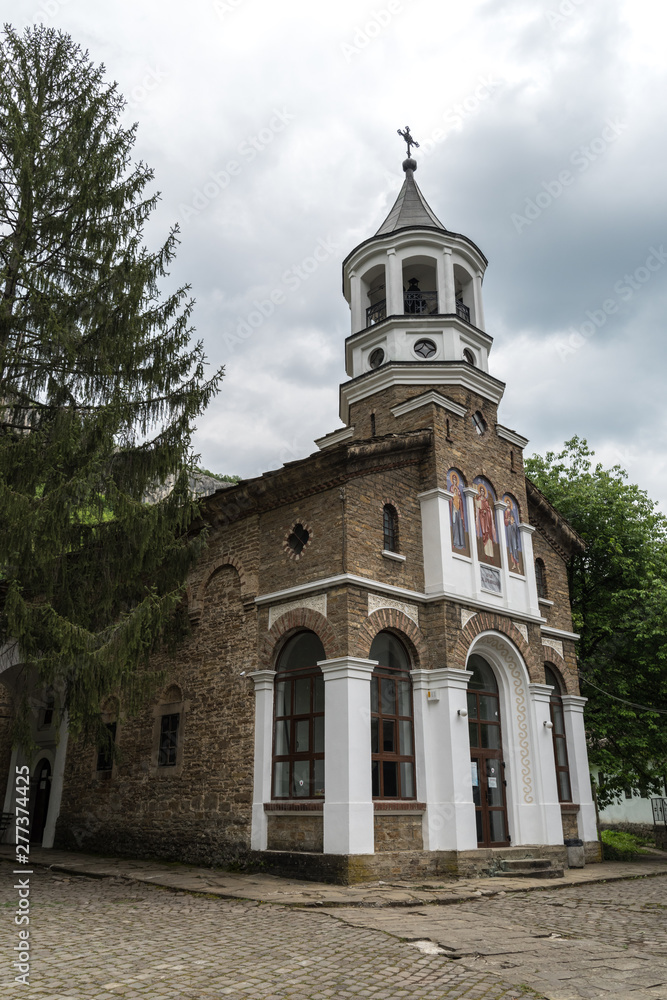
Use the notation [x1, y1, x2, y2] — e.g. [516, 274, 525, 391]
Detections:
[0, 25, 223, 739]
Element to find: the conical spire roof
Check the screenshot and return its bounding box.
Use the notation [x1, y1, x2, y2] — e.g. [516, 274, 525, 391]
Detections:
[375, 158, 447, 236]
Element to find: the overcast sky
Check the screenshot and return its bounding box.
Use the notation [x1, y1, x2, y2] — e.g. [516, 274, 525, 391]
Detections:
[13, 0, 667, 510]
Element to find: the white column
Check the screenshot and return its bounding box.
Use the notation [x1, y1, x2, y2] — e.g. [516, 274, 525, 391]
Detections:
[417, 488, 453, 595]
[442, 248, 455, 313]
[412, 668, 477, 850]
[42, 712, 69, 849]
[320, 657, 376, 855]
[249, 670, 276, 851]
[386, 249, 403, 316]
[528, 684, 563, 845]
[495, 500, 511, 606]
[474, 271, 485, 330]
[464, 487, 482, 599]
[349, 271, 364, 333]
[561, 694, 597, 842]
[520, 524, 541, 616]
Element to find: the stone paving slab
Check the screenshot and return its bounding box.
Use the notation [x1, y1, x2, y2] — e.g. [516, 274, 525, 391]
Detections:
[1, 845, 665, 909]
[319, 877, 667, 999]
[0, 868, 539, 999]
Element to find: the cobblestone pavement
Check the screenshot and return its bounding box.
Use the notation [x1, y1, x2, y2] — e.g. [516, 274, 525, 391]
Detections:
[322, 876, 667, 1000]
[0, 865, 535, 999]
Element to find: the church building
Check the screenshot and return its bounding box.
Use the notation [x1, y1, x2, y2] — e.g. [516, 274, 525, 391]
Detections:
[2, 141, 600, 882]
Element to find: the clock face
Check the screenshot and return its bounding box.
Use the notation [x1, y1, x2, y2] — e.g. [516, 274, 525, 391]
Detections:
[369, 347, 385, 369]
[414, 338, 436, 359]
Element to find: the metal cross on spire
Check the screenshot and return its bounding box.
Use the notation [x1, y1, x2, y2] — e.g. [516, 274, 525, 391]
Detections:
[397, 126, 420, 158]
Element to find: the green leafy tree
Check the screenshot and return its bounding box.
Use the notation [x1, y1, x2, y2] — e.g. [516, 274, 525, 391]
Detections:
[0, 25, 223, 740]
[526, 437, 667, 805]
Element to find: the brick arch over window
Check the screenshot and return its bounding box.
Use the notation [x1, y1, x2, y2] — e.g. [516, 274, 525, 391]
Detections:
[188, 553, 255, 620]
[356, 609, 428, 670]
[259, 609, 341, 669]
[452, 613, 541, 680]
[543, 657, 578, 695]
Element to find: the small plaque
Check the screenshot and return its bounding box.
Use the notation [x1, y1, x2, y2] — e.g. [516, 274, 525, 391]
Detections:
[488, 776, 497, 788]
[480, 565, 502, 594]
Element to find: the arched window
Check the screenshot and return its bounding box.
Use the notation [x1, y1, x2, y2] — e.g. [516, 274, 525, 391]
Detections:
[273, 631, 326, 799]
[535, 558, 548, 599]
[383, 504, 399, 552]
[369, 632, 415, 799]
[545, 664, 572, 802]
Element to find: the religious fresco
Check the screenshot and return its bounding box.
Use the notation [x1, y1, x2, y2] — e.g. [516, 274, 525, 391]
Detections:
[472, 476, 501, 568]
[502, 493, 524, 576]
[447, 468, 470, 557]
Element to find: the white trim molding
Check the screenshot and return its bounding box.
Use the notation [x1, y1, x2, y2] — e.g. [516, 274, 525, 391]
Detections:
[495, 425, 529, 448]
[391, 390, 467, 420]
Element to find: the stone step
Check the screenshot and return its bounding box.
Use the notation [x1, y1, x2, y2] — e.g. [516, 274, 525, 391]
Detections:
[500, 858, 553, 871]
[498, 859, 565, 879]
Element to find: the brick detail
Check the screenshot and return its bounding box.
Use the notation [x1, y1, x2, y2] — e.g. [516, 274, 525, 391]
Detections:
[452, 612, 541, 678]
[260, 608, 341, 668]
[190, 553, 256, 620]
[355, 607, 428, 669]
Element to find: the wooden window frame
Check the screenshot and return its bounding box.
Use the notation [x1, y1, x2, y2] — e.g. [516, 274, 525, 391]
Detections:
[545, 664, 572, 803]
[383, 504, 399, 553]
[272, 664, 324, 800]
[371, 664, 416, 801]
[535, 558, 548, 600]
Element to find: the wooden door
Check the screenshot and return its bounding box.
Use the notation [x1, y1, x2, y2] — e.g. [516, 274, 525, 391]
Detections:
[468, 655, 510, 847]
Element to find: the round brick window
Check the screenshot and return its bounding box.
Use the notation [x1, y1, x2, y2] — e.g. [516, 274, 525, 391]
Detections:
[287, 523, 309, 556]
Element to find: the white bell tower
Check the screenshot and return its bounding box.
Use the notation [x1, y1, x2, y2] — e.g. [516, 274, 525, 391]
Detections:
[342, 152, 492, 382]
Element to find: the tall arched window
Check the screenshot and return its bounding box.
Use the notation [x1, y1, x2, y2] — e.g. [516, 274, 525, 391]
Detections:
[369, 632, 415, 799]
[383, 504, 399, 552]
[535, 558, 548, 599]
[545, 663, 572, 802]
[273, 631, 326, 799]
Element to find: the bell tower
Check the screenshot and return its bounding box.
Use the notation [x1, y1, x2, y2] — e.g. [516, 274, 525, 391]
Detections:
[333, 129, 504, 431]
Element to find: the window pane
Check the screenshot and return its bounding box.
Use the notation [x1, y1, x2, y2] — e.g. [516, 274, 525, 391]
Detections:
[274, 719, 290, 756]
[468, 720, 479, 748]
[369, 633, 410, 671]
[489, 810, 507, 843]
[398, 680, 411, 717]
[478, 694, 499, 721]
[371, 718, 379, 753]
[552, 704, 565, 735]
[400, 761, 415, 798]
[485, 760, 504, 806]
[372, 760, 379, 797]
[274, 761, 289, 798]
[275, 681, 290, 717]
[381, 677, 396, 714]
[399, 720, 413, 756]
[313, 715, 324, 753]
[382, 719, 395, 753]
[555, 736, 568, 766]
[277, 632, 326, 671]
[558, 770, 572, 802]
[295, 719, 309, 753]
[467, 692, 477, 718]
[481, 724, 501, 750]
[292, 760, 310, 796]
[371, 677, 379, 714]
[382, 761, 398, 797]
[313, 673, 324, 712]
[294, 676, 311, 715]
[475, 808, 484, 842]
[313, 758, 325, 797]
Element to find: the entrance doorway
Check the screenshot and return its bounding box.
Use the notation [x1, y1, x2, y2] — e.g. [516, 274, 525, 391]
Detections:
[467, 654, 510, 846]
[30, 758, 52, 844]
